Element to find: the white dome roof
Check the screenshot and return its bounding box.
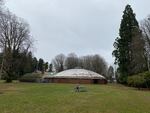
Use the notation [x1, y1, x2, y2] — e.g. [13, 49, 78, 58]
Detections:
[54, 69, 105, 79]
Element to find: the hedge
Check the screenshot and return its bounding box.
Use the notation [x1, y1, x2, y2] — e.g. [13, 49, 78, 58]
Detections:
[19, 73, 42, 83]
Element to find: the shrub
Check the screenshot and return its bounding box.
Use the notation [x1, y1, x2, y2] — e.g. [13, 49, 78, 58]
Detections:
[127, 71, 150, 89]
[19, 73, 42, 83]
[128, 75, 145, 89]
[143, 72, 150, 88]
[1, 72, 18, 81]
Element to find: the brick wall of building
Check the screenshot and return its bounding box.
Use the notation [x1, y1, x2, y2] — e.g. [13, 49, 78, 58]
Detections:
[44, 78, 107, 84]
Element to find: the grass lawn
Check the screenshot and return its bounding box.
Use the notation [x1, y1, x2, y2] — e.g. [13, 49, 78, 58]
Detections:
[0, 82, 150, 113]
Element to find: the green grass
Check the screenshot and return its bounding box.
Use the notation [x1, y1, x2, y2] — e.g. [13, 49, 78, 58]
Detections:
[0, 82, 150, 113]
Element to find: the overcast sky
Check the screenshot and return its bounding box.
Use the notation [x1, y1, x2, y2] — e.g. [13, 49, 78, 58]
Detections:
[5, 0, 150, 65]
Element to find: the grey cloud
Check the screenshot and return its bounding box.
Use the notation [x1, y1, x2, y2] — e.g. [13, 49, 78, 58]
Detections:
[5, 0, 150, 65]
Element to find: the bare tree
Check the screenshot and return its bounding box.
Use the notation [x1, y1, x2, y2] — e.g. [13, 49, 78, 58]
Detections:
[0, 11, 33, 52]
[52, 54, 65, 72]
[141, 15, 150, 71]
[79, 54, 108, 77]
[80, 55, 93, 70]
[0, 0, 4, 79]
[129, 27, 147, 74]
[0, 11, 33, 82]
[92, 54, 108, 76]
[52, 53, 108, 76]
[65, 53, 78, 69]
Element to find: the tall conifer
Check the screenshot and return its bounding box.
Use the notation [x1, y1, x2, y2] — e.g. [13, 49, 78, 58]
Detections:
[113, 5, 146, 83]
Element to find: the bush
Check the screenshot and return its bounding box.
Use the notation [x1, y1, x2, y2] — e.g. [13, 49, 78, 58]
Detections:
[127, 71, 150, 89]
[1, 72, 18, 81]
[127, 75, 145, 89]
[19, 73, 42, 83]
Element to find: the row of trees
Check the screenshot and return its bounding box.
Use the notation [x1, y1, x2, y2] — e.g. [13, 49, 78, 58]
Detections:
[113, 4, 150, 84]
[52, 53, 114, 79]
[0, 50, 48, 81]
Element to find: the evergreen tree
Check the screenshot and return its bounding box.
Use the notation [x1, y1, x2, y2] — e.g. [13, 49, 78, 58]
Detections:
[38, 58, 44, 73]
[44, 62, 49, 71]
[24, 52, 33, 73]
[49, 63, 53, 72]
[112, 5, 146, 83]
[32, 57, 38, 72]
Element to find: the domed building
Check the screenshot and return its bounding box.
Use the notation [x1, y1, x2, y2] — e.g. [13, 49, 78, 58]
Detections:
[43, 69, 107, 84]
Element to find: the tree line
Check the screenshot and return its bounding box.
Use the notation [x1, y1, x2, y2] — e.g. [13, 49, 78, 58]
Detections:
[52, 53, 114, 79]
[0, 50, 48, 82]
